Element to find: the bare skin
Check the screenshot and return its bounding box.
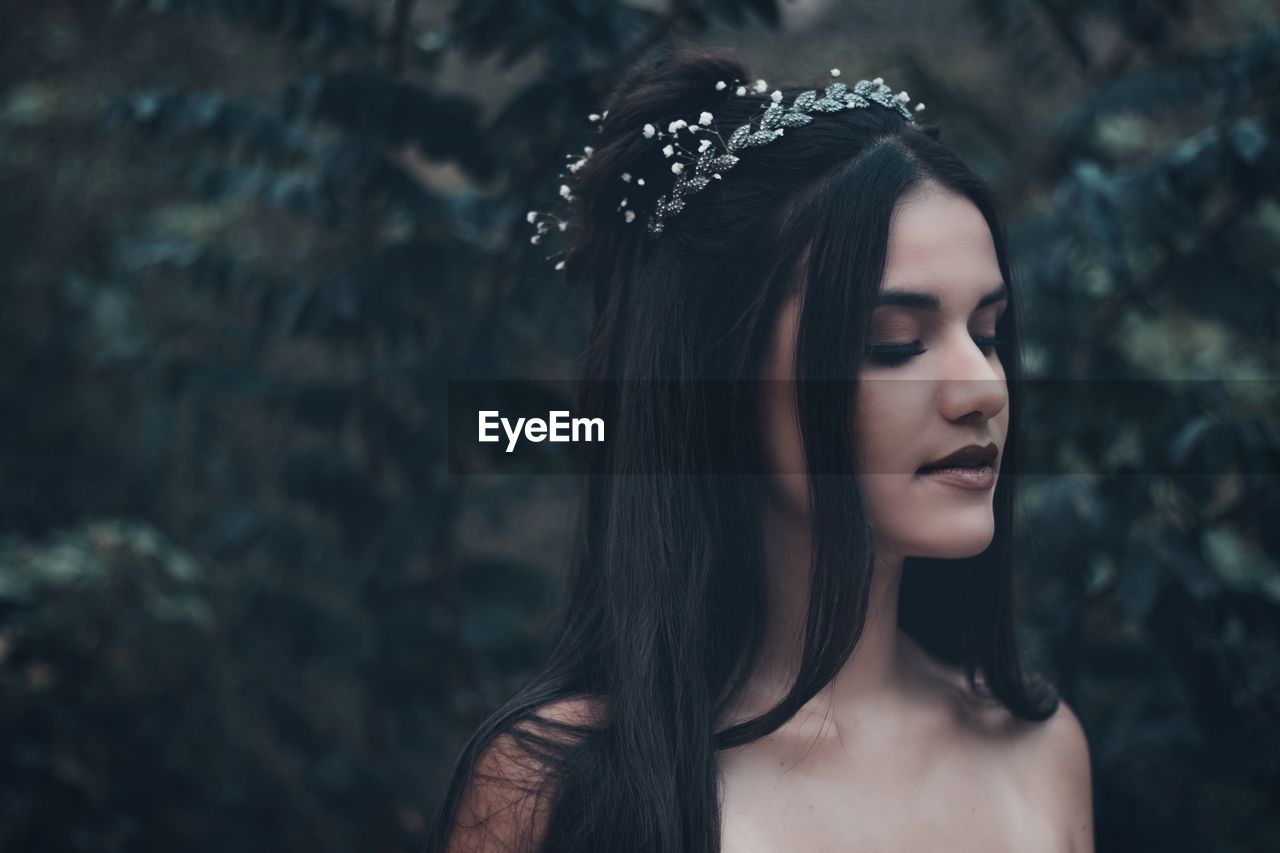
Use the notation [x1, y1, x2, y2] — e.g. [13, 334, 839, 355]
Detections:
[716, 182, 1094, 852]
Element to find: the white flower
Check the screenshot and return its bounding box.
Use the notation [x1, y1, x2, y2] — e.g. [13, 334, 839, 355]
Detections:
[559, 184, 571, 199]
[662, 144, 675, 158]
[830, 68, 841, 77]
[776, 128, 785, 136]
[715, 80, 727, 91]
[753, 79, 768, 93]
[699, 111, 713, 126]
[558, 221, 568, 231]
[601, 110, 608, 119]
[620, 197, 628, 206]
[698, 138, 712, 153]
[897, 91, 910, 102]
[915, 102, 926, 112]
[712, 173, 722, 180]
[568, 158, 586, 173]
[588, 113, 601, 122]
[636, 178, 645, 186]
[530, 234, 542, 244]
[642, 123, 655, 138]
[668, 119, 687, 133]
[735, 85, 747, 96]
[770, 90, 783, 104]
[583, 145, 594, 154]
[537, 221, 548, 234]
[872, 77, 883, 85]
[621, 172, 632, 183]
[526, 211, 538, 224]
[671, 162, 684, 174]
[554, 260, 566, 270]
[624, 210, 636, 223]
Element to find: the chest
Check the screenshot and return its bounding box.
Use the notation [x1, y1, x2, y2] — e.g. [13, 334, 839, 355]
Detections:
[717, 741, 1064, 853]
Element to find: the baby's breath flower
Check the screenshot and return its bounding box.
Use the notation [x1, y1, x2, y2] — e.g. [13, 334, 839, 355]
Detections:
[671, 162, 684, 174]
[698, 138, 712, 153]
[642, 123, 655, 138]
[735, 85, 747, 96]
[915, 102, 926, 112]
[588, 113, 601, 122]
[872, 77, 883, 85]
[530, 234, 541, 244]
[830, 68, 841, 77]
[753, 79, 768, 93]
[554, 260, 566, 270]
[770, 90, 783, 104]
[636, 178, 645, 186]
[624, 210, 636, 223]
[715, 80, 727, 91]
[698, 111, 713, 126]
[558, 222, 568, 231]
[559, 184, 571, 199]
[668, 119, 688, 133]
[526, 211, 537, 224]
[662, 144, 675, 158]
[896, 91, 910, 103]
[621, 172, 632, 183]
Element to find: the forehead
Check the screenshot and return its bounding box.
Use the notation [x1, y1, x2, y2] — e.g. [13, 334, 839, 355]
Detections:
[881, 185, 1002, 298]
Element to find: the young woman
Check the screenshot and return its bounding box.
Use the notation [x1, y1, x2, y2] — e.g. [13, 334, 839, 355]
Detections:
[428, 46, 1094, 853]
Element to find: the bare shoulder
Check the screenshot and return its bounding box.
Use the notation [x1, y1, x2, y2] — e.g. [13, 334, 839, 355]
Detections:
[447, 696, 608, 853]
[996, 699, 1095, 853]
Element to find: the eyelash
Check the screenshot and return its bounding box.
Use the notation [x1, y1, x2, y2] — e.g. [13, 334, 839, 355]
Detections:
[864, 335, 1006, 367]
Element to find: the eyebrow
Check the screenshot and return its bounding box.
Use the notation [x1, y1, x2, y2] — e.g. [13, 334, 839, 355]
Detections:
[876, 282, 1009, 312]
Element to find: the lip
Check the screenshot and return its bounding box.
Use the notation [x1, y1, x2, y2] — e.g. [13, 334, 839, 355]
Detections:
[917, 464, 997, 491]
[918, 442, 999, 473]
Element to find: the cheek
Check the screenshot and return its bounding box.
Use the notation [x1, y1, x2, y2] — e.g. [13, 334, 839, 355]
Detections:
[853, 377, 933, 475]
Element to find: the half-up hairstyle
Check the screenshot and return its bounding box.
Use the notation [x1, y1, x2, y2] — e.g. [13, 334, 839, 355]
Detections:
[426, 44, 1059, 853]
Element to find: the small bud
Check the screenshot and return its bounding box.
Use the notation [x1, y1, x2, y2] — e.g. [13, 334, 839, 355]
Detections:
[712, 173, 722, 180]
[715, 80, 727, 91]
[735, 85, 747, 96]
[642, 123, 655, 138]
[530, 234, 541, 244]
[637, 178, 646, 186]
[558, 222, 568, 231]
[621, 172, 632, 183]
[554, 260, 566, 270]
[583, 145, 594, 155]
[588, 113, 601, 122]
[671, 163, 684, 174]
[526, 211, 537, 224]
[699, 111, 713, 126]
[915, 102, 926, 112]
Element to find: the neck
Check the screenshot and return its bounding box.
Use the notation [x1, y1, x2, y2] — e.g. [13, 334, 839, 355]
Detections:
[724, 486, 908, 720]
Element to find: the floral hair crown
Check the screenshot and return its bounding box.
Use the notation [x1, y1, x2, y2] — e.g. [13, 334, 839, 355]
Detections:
[526, 68, 925, 266]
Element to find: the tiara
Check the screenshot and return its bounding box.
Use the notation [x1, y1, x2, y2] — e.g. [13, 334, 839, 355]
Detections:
[526, 68, 925, 264]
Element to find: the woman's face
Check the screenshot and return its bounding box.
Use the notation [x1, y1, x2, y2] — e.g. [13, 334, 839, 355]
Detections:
[757, 182, 1010, 562]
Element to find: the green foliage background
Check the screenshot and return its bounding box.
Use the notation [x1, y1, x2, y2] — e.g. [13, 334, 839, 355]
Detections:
[1, 1, 1277, 851]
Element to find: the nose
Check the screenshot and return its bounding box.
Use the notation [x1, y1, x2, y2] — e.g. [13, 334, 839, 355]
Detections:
[937, 328, 1008, 423]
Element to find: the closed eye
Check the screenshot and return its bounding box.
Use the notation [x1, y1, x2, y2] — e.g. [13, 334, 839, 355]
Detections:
[864, 336, 1006, 367]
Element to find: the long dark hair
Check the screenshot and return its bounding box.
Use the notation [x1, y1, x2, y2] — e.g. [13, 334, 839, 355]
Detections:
[426, 45, 1059, 853]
